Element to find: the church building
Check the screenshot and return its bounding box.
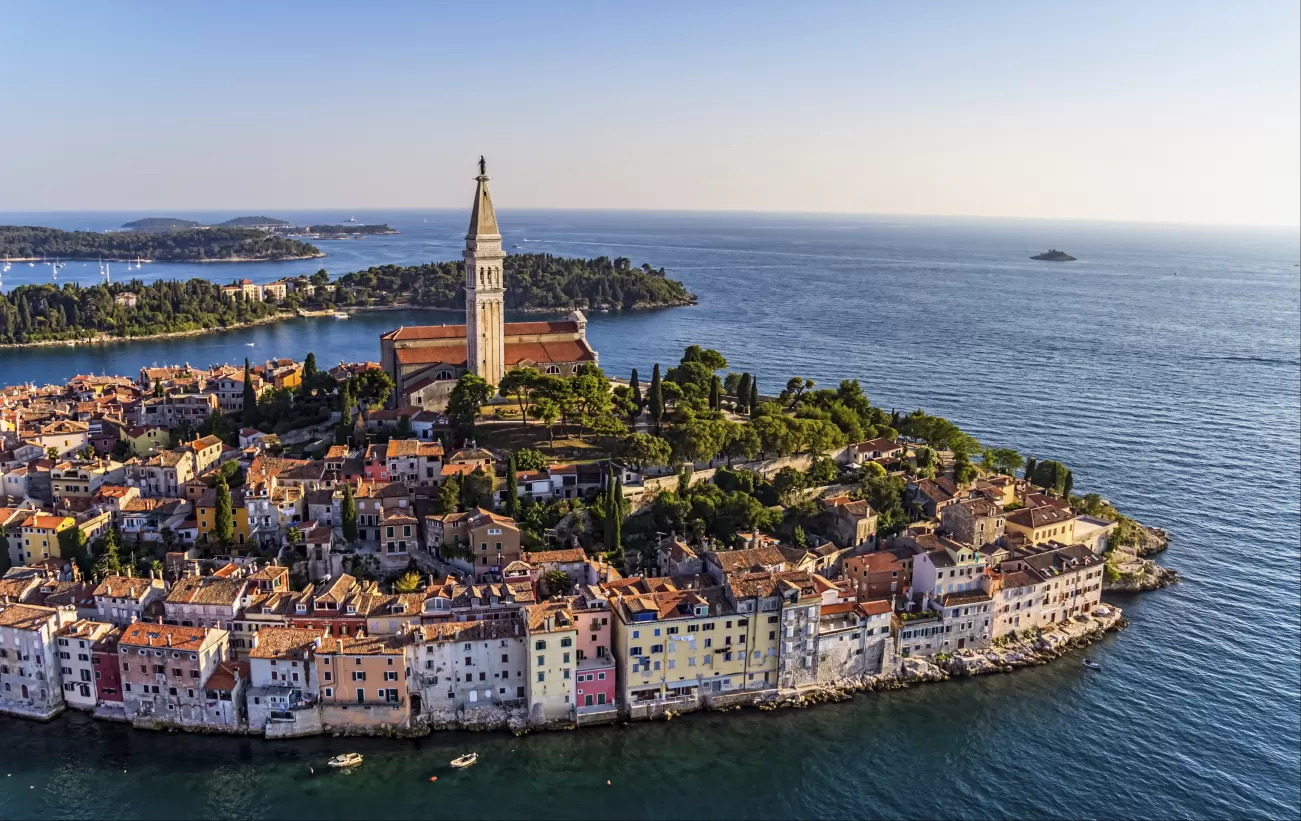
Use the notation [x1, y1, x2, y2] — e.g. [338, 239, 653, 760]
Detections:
[379, 158, 598, 409]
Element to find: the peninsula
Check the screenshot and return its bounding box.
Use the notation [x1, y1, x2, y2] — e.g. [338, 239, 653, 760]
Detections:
[0, 225, 324, 263]
[303, 224, 399, 235]
[0, 157, 1174, 742]
[1030, 249, 1077, 261]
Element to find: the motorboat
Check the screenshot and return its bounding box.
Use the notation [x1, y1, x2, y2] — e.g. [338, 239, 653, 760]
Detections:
[449, 753, 478, 769]
[333, 312, 350, 319]
[328, 752, 363, 768]
[1083, 659, 1102, 671]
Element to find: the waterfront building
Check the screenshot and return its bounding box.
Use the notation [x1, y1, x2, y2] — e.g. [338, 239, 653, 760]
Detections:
[523, 601, 578, 725]
[1004, 504, 1077, 545]
[992, 542, 1105, 632]
[0, 602, 76, 719]
[318, 634, 410, 731]
[910, 535, 990, 598]
[411, 618, 527, 718]
[571, 587, 617, 715]
[379, 159, 597, 405]
[932, 589, 995, 650]
[56, 619, 115, 710]
[90, 627, 124, 712]
[246, 626, 327, 736]
[93, 574, 166, 626]
[116, 622, 230, 726]
[815, 599, 894, 683]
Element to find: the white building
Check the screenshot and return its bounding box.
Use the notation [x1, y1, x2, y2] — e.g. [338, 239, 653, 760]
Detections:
[0, 602, 76, 719]
[412, 618, 527, 719]
[56, 619, 114, 710]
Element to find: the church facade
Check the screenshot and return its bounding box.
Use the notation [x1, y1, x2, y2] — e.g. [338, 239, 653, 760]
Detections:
[379, 158, 598, 410]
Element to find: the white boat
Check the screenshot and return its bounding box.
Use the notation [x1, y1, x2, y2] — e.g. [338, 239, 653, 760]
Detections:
[246, 342, 256, 347]
[449, 753, 478, 769]
[327, 753, 363, 768]
[333, 312, 350, 319]
[1083, 659, 1102, 671]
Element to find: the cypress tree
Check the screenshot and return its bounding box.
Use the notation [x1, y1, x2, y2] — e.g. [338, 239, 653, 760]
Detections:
[504, 454, 520, 519]
[241, 358, 259, 427]
[648, 363, 664, 435]
[1063, 469, 1074, 499]
[214, 476, 234, 546]
[709, 375, 721, 410]
[749, 377, 759, 417]
[736, 373, 752, 413]
[629, 368, 642, 408]
[303, 351, 318, 382]
[341, 482, 358, 542]
[1024, 456, 1037, 484]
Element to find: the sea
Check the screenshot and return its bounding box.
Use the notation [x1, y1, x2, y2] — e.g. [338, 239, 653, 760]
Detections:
[0, 210, 1297, 820]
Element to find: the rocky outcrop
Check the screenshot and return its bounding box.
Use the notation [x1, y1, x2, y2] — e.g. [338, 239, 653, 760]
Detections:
[1103, 559, 1180, 593]
[941, 606, 1125, 676]
[1136, 525, 1170, 557]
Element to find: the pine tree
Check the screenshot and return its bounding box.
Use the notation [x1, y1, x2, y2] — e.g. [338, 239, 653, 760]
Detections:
[648, 363, 664, 435]
[504, 454, 520, 520]
[214, 476, 234, 546]
[341, 482, 358, 542]
[709, 375, 721, 410]
[736, 372, 752, 413]
[241, 358, 259, 427]
[749, 377, 759, 417]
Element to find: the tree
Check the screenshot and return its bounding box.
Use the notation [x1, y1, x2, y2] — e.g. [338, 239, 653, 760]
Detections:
[214, 477, 234, 546]
[341, 482, 358, 542]
[46, 446, 59, 460]
[709, 375, 721, 411]
[748, 378, 759, 417]
[58, 526, 90, 576]
[735, 373, 752, 413]
[629, 368, 642, 411]
[499, 367, 542, 426]
[723, 372, 743, 396]
[615, 433, 673, 469]
[303, 352, 318, 383]
[448, 374, 492, 442]
[953, 450, 977, 485]
[504, 454, 520, 520]
[528, 397, 560, 448]
[460, 467, 495, 510]
[93, 527, 122, 578]
[1024, 456, 1038, 484]
[604, 466, 623, 553]
[514, 448, 548, 472]
[1063, 469, 1074, 499]
[648, 364, 664, 435]
[680, 345, 728, 371]
[991, 447, 1024, 475]
[241, 358, 259, 427]
[723, 422, 761, 465]
[394, 570, 423, 593]
[781, 377, 815, 407]
[435, 474, 462, 515]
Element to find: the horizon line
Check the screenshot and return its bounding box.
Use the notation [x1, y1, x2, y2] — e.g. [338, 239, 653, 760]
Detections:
[0, 206, 1296, 231]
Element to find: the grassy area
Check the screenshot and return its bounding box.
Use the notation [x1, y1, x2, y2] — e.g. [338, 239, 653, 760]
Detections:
[475, 420, 616, 463]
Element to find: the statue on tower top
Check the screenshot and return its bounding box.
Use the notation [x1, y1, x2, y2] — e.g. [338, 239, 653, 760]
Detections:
[478, 155, 487, 177]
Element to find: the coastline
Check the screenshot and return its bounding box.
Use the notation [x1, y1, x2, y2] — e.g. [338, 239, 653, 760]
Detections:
[0, 253, 326, 263]
[0, 299, 697, 349]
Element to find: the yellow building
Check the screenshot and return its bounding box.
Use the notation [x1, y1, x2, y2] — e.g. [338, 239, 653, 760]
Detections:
[318, 634, 410, 730]
[186, 435, 225, 475]
[1005, 505, 1077, 545]
[18, 514, 75, 564]
[524, 601, 579, 724]
[609, 585, 755, 710]
[51, 460, 124, 502]
[122, 425, 170, 457]
[196, 486, 251, 546]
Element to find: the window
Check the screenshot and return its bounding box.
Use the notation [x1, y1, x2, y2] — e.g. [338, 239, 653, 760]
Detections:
[535, 640, 546, 651]
[537, 672, 545, 682]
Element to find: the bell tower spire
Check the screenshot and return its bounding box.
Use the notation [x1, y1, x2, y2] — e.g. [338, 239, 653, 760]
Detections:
[464, 157, 506, 385]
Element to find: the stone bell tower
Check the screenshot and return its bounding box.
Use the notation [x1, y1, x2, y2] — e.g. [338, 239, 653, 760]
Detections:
[464, 156, 506, 385]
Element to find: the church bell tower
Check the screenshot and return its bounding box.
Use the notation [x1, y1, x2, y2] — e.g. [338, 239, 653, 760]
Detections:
[464, 156, 506, 385]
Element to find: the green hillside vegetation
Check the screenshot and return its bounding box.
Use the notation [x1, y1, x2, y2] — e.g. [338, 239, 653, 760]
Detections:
[334, 253, 695, 311]
[0, 279, 281, 344]
[0, 226, 322, 262]
[218, 216, 292, 228]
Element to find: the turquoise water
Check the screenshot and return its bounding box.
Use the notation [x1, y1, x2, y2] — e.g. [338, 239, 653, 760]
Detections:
[0, 210, 1297, 819]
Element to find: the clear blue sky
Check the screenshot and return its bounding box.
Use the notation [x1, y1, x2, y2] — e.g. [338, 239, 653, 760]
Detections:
[2, 0, 1297, 225]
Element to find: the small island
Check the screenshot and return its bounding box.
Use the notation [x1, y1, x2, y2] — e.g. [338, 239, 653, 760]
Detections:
[0, 225, 324, 263]
[1031, 249, 1077, 261]
[304, 224, 399, 236]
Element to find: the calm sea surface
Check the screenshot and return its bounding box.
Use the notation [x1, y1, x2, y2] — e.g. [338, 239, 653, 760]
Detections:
[0, 210, 1297, 820]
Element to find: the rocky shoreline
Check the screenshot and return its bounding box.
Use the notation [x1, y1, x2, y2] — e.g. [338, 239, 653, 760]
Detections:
[1104, 559, 1180, 593]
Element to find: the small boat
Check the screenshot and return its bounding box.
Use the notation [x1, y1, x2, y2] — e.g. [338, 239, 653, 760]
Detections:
[333, 312, 350, 319]
[449, 753, 478, 769]
[328, 752, 364, 768]
[246, 342, 256, 347]
[1083, 659, 1102, 671]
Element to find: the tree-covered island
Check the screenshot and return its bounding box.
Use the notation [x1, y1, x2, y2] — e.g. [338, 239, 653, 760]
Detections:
[0, 225, 324, 263]
[0, 253, 695, 345]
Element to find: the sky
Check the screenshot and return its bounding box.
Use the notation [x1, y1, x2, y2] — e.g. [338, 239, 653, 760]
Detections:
[1, 0, 1297, 225]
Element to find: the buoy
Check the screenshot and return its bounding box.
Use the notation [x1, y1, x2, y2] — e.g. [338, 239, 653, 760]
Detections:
[607, 780, 612, 786]
[429, 776, 438, 783]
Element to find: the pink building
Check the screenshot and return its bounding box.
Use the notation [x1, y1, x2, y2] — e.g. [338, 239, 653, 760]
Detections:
[362, 445, 390, 482]
[572, 588, 617, 712]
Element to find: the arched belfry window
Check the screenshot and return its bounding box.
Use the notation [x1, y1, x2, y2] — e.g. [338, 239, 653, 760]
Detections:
[545, 365, 561, 375]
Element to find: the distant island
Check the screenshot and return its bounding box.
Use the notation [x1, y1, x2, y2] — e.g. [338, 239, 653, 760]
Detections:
[216, 216, 292, 229]
[0, 225, 324, 263]
[0, 253, 694, 345]
[304, 224, 398, 236]
[121, 217, 203, 232]
[334, 253, 696, 312]
[1031, 249, 1077, 261]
